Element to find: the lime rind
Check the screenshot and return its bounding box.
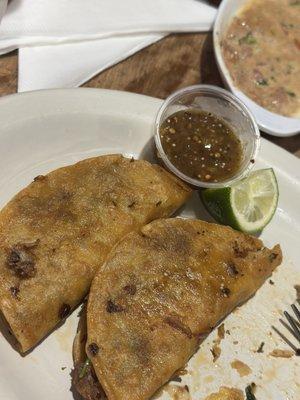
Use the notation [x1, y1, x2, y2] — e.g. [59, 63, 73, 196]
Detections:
[200, 187, 241, 231]
[200, 168, 279, 234]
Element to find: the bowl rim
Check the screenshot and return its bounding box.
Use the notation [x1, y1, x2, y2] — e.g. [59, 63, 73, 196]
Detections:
[213, 0, 300, 137]
[154, 84, 261, 189]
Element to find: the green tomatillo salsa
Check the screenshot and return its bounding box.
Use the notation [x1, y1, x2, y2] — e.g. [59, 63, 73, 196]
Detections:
[159, 109, 243, 183]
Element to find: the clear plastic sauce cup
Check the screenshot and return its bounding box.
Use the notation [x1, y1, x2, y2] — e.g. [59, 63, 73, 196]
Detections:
[155, 85, 260, 188]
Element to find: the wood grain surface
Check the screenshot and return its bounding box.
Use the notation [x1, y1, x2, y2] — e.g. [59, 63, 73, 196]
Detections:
[0, 32, 299, 154]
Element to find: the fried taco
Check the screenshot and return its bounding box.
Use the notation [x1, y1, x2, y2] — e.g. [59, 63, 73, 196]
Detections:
[0, 155, 191, 352]
[73, 218, 282, 400]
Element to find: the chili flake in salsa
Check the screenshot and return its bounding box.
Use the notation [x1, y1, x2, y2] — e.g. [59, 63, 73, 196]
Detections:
[160, 110, 243, 183]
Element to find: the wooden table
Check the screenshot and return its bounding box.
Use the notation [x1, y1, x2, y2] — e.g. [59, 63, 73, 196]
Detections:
[0, 33, 299, 157]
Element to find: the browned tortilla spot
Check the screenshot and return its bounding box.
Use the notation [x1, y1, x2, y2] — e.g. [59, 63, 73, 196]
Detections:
[88, 343, 99, 357]
[6, 244, 37, 279]
[269, 253, 278, 262]
[33, 175, 46, 182]
[59, 303, 71, 319]
[9, 286, 20, 299]
[146, 231, 190, 256]
[170, 376, 182, 383]
[106, 300, 124, 313]
[226, 261, 239, 277]
[123, 284, 136, 295]
[221, 286, 231, 297]
[165, 316, 193, 339]
[233, 241, 249, 258]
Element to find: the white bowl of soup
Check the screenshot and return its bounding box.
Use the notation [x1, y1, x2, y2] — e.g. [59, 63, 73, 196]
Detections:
[213, 0, 300, 137]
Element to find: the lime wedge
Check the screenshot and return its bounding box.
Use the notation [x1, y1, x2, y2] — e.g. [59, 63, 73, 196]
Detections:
[200, 168, 279, 234]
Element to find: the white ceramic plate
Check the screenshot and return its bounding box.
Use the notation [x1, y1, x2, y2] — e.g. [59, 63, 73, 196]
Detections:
[213, 0, 300, 137]
[0, 89, 299, 400]
[0, 0, 7, 23]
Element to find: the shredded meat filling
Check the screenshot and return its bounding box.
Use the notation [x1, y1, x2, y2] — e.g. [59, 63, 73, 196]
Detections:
[73, 362, 106, 400]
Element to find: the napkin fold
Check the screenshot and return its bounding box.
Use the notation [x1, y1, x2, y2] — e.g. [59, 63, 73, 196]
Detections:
[0, 0, 217, 92]
[18, 34, 163, 92]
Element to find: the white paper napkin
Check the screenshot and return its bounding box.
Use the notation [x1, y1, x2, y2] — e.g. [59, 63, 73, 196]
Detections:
[18, 34, 163, 92]
[0, 0, 217, 92]
[0, 0, 216, 53]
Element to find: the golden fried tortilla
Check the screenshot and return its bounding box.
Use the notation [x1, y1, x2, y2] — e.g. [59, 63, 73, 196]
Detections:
[87, 218, 282, 400]
[0, 155, 191, 352]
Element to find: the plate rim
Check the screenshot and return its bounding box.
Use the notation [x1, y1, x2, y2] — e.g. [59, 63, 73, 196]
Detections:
[0, 87, 299, 180]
